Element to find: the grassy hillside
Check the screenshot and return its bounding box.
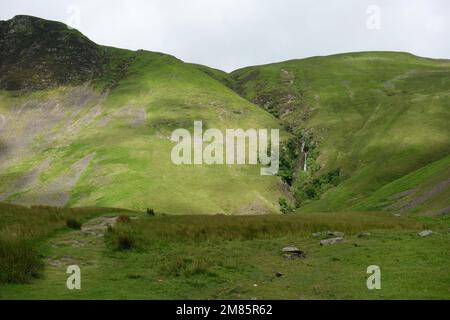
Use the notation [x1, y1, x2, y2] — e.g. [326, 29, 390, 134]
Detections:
[354, 154, 450, 215]
[0, 16, 286, 214]
[189, 63, 235, 89]
[2, 17, 448, 215]
[231, 52, 450, 213]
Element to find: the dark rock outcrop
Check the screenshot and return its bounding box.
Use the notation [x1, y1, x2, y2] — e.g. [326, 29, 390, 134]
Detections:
[0, 15, 107, 90]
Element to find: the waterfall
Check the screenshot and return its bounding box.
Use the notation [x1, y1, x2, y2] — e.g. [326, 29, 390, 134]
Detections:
[300, 141, 307, 172]
[303, 152, 308, 171]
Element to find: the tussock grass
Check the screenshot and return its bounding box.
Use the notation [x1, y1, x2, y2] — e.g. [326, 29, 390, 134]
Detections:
[160, 257, 215, 277]
[66, 217, 82, 230]
[122, 212, 423, 243]
[0, 235, 43, 283]
[116, 214, 131, 223]
[106, 224, 140, 251]
[0, 203, 134, 239]
[0, 203, 136, 283]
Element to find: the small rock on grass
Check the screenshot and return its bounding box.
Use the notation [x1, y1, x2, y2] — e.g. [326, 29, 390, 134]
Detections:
[312, 231, 345, 238]
[282, 246, 306, 259]
[357, 232, 371, 238]
[320, 237, 344, 246]
[418, 230, 433, 237]
[328, 231, 345, 237]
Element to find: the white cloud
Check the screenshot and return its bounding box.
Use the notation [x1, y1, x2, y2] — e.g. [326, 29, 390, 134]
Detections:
[1, 0, 449, 71]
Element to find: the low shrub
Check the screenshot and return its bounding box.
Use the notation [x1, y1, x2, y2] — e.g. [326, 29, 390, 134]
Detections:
[106, 225, 139, 251]
[117, 215, 131, 223]
[66, 217, 82, 230]
[278, 197, 294, 214]
[0, 236, 43, 283]
[160, 257, 214, 277]
[117, 233, 135, 250]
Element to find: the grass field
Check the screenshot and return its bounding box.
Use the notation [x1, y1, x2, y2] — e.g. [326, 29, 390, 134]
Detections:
[1, 204, 448, 299]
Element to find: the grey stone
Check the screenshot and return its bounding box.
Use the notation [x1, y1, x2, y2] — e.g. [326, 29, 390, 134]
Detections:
[328, 231, 345, 237]
[320, 237, 344, 246]
[418, 230, 433, 237]
[312, 232, 323, 237]
[282, 246, 301, 253]
[282, 246, 305, 259]
[357, 232, 371, 238]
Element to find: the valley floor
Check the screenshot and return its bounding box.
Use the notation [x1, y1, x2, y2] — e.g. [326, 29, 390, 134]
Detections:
[0, 210, 448, 299]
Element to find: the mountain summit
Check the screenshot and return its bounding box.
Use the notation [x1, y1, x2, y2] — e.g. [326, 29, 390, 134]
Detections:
[0, 15, 107, 90]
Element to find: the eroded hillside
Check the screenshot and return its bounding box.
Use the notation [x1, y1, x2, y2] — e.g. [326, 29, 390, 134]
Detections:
[0, 15, 286, 214]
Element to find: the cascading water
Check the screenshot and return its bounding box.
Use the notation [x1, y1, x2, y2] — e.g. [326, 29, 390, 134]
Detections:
[303, 151, 308, 172]
[300, 141, 307, 172]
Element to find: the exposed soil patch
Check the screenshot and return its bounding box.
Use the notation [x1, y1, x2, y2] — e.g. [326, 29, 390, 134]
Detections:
[11, 152, 96, 206]
[399, 178, 450, 213]
[237, 195, 275, 215]
[388, 189, 418, 200]
[45, 216, 120, 270]
[0, 157, 52, 201]
[53, 239, 94, 248]
[0, 85, 104, 173]
[97, 105, 146, 128]
[45, 255, 85, 268]
[426, 206, 450, 217]
[81, 216, 118, 237]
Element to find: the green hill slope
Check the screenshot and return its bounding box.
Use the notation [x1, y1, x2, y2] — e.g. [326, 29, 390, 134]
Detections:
[2, 16, 448, 215]
[354, 154, 450, 215]
[0, 15, 286, 214]
[231, 52, 450, 213]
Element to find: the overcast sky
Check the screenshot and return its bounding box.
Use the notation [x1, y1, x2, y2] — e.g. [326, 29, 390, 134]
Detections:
[1, 0, 449, 71]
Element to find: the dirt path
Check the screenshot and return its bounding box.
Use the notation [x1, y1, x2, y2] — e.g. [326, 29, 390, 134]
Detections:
[45, 216, 118, 269]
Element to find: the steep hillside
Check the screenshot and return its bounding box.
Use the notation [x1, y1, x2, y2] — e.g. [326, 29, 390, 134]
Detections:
[189, 63, 235, 89]
[231, 52, 450, 213]
[2, 16, 448, 215]
[0, 15, 286, 214]
[354, 154, 450, 215]
[0, 15, 107, 90]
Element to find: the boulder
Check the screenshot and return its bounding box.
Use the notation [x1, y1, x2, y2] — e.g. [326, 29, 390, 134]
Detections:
[320, 237, 344, 246]
[418, 230, 433, 237]
[312, 232, 323, 238]
[313, 231, 345, 238]
[328, 231, 345, 237]
[282, 246, 305, 259]
[357, 232, 371, 238]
